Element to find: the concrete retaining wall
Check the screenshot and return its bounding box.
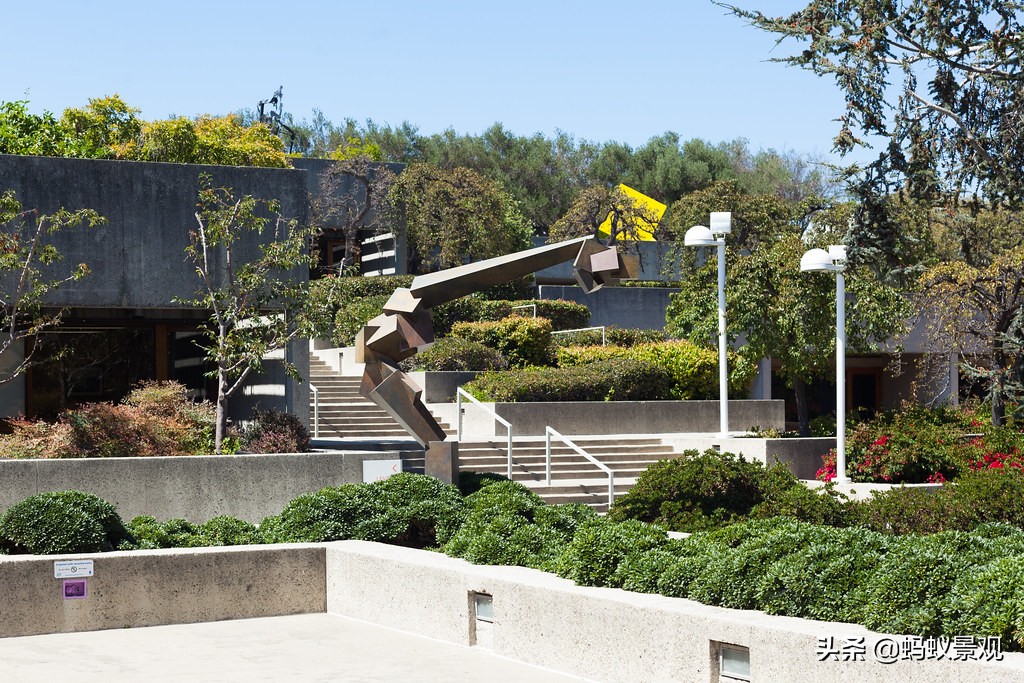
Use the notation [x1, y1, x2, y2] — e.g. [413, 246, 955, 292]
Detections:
[0, 545, 324, 638]
[0, 451, 410, 523]
[667, 436, 836, 480]
[328, 542, 1023, 682]
[1, 541, 1020, 680]
[538, 284, 682, 330]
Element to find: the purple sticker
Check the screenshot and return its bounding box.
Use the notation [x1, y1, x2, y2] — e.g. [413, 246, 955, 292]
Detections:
[63, 579, 87, 600]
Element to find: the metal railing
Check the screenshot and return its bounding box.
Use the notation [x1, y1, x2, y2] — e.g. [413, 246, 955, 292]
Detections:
[551, 325, 607, 345]
[545, 426, 615, 507]
[457, 387, 514, 478]
[511, 303, 537, 317]
[310, 384, 320, 438]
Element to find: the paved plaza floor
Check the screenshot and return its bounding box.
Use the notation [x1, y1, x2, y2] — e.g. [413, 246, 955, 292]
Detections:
[0, 613, 593, 682]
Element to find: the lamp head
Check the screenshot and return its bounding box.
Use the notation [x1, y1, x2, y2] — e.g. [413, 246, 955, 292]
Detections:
[800, 248, 836, 273]
[709, 211, 732, 236]
[684, 225, 718, 247]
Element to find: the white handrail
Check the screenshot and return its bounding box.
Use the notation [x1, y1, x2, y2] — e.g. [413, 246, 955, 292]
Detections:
[309, 383, 320, 438]
[545, 426, 615, 508]
[551, 326, 607, 345]
[511, 303, 537, 318]
[457, 387, 514, 478]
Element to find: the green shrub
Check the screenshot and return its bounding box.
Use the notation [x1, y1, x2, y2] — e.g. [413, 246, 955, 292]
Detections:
[687, 517, 824, 610]
[0, 491, 134, 554]
[463, 357, 674, 402]
[305, 274, 413, 339]
[260, 484, 381, 543]
[853, 531, 997, 636]
[457, 471, 511, 496]
[853, 486, 956, 534]
[551, 327, 667, 348]
[408, 337, 508, 371]
[333, 294, 389, 347]
[128, 516, 203, 549]
[434, 298, 590, 336]
[556, 340, 756, 400]
[357, 473, 465, 547]
[242, 408, 311, 454]
[751, 466, 852, 527]
[613, 546, 684, 593]
[608, 451, 765, 532]
[754, 525, 890, 623]
[554, 518, 668, 587]
[197, 516, 262, 546]
[450, 316, 555, 368]
[946, 554, 1024, 649]
[655, 535, 730, 599]
[441, 480, 552, 566]
[949, 466, 1024, 528]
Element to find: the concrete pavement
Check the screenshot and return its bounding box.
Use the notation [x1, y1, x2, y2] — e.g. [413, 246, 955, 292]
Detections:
[0, 613, 595, 683]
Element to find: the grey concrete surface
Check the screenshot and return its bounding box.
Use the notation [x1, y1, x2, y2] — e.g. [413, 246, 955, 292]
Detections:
[0, 450, 412, 523]
[0, 613, 593, 683]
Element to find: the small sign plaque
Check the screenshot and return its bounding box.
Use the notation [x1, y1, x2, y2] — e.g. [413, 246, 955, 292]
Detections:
[54, 560, 94, 579]
[363, 459, 402, 483]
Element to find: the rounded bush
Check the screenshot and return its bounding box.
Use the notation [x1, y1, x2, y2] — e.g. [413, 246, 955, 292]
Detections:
[450, 316, 554, 368]
[0, 490, 132, 554]
[554, 518, 668, 587]
[357, 473, 465, 547]
[410, 337, 508, 372]
[242, 408, 310, 454]
[261, 484, 380, 543]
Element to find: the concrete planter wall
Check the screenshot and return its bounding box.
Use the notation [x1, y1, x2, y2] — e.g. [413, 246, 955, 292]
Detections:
[1, 541, 1019, 681]
[0, 451, 414, 523]
[431, 399, 785, 438]
[667, 436, 836, 480]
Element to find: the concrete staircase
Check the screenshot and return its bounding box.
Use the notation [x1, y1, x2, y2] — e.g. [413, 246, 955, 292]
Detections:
[401, 435, 679, 512]
[309, 354, 681, 511]
[309, 357, 434, 439]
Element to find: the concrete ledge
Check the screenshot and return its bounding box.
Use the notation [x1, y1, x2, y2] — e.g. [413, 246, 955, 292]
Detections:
[0, 544, 324, 638]
[326, 541, 1024, 683]
[0, 450, 410, 523]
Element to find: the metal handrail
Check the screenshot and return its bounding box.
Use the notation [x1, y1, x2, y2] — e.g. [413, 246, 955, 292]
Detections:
[457, 387, 514, 478]
[310, 383, 320, 438]
[511, 303, 537, 317]
[552, 326, 607, 345]
[545, 426, 615, 508]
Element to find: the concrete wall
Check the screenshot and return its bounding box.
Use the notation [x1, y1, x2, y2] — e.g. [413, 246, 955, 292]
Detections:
[325, 541, 1023, 683]
[2, 541, 1021, 680]
[0, 450, 416, 523]
[0, 545, 324, 638]
[539, 284, 680, 330]
[0, 154, 308, 308]
[484, 400, 784, 437]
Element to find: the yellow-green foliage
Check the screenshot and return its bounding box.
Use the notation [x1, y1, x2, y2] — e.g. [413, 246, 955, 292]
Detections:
[450, 316, 554, 368]
[557, 340, 756, 400]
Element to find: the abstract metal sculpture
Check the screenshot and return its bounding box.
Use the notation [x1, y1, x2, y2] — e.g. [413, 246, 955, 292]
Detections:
[354, 236, 633, 447]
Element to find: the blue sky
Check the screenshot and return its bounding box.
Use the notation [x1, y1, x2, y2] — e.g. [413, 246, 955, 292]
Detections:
[6, 1, 863, 162]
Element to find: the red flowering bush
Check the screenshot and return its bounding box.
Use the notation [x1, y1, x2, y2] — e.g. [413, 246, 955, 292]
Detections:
[817, 404, 1024, 484]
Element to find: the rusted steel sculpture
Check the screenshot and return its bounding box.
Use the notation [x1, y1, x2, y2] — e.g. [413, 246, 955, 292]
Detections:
[354, 236, 634, 447]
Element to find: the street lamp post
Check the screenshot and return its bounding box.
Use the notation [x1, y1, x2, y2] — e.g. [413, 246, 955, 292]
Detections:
[799, 245, 849, 484]
[684, 212, 732, 438]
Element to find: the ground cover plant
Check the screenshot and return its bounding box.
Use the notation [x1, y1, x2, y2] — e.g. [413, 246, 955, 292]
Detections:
[7, 472, 1024, 650]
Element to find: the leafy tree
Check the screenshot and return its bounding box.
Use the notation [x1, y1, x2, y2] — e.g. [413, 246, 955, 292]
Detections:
[136, 115, 287, 167]
[666, 235, 909, 434]
[0, 191, 104, 382]
[178, 178, 315, 453]
[0, 101, 74, 156]
[917, 247, 1024, 425]
[311, 156, 396, 270]
[60, 95, 141, 159]
[719, 1, 1024, 273]
[387, 163, 533, 272]
[548, 185, 664, 244]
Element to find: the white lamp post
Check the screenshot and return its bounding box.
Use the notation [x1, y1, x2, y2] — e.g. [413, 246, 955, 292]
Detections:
[799, 244, 849, 484]
[684, 212, 732, 438]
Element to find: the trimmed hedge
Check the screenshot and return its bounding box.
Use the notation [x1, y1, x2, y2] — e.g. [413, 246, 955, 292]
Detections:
[406, 337, 508, 372]
[557, 340, 757, 400]
[435, 298, 590, 336]
[450, 316, 555, 368]
[463, 357, 675, 402]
